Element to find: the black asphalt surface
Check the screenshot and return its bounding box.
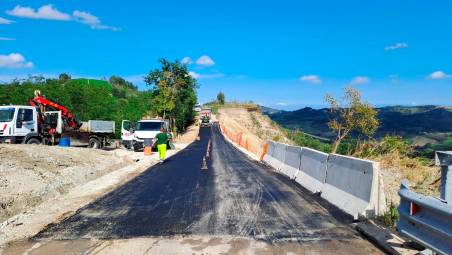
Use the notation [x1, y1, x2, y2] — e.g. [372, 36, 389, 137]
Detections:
[35, 124, 371, 244]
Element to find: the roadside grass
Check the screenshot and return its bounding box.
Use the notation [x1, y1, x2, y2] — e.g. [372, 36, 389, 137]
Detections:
[377, 202, 399, 228]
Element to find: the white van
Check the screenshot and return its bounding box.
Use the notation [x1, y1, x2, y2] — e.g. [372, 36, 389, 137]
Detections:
[121, 119, 170, 151]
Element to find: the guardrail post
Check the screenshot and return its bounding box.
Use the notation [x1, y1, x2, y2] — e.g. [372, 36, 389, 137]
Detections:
[435, 151, 452, 204]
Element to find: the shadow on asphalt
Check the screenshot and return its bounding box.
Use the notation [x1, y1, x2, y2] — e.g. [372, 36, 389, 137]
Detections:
[35, 127, 215, 239]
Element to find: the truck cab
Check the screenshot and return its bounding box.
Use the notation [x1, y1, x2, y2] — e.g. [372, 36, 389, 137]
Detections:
[0, 105, 39, 144]
[121, 119, 170, 151]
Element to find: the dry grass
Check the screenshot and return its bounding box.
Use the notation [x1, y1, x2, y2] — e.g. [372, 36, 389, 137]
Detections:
[373, 151, 440, 204]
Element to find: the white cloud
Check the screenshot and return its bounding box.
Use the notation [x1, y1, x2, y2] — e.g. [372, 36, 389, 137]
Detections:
[188, 71, 201, 79]
[182, 57, 192, 65]
[0, 37, 15, 41]
[277, 102, 288, 106]
[350, 76, 369, 85]
[73, 10, 100, 25]
[0, 17, 14, 24]
[7, 5, 71, 21]
[428, 70, 450, 80]
[188, 71, 223, 79]
[73, 10, 119, 31]
[6, 5, 119, 31]
[385, 42, 408, 51]
[196, 55, 215, 66]
[300, 75, 321, 84]
[0, 53, 34, 68]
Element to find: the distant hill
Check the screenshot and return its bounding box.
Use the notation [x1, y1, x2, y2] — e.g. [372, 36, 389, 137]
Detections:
[265, 105, 452, 139]
[260, 106, 284, 115]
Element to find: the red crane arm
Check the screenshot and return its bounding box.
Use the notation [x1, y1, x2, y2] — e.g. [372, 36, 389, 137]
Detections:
[29, 95, 79, 129]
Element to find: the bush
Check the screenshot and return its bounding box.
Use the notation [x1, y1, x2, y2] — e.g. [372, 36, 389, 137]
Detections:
[353, 135, 410, 158]
[287, 129, 331, 153]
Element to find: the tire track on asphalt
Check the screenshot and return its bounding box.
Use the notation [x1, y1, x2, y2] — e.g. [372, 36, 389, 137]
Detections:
[33, 124, 373, 247]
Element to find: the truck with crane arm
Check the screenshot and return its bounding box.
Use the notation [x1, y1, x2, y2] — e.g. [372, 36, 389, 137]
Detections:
[0, 90, 115, 149]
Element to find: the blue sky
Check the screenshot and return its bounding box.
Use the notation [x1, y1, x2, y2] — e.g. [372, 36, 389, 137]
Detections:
[1, 0, 451, 110]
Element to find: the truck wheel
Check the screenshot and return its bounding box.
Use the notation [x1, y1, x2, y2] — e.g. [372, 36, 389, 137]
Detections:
[89, 138, 101, 149]
[26, 138, 41, 145]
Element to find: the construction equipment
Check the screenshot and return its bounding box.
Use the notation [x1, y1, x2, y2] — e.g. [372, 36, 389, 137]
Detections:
[0, 90, 115, 148]
[199, 107, 212, 127]
[29, 90, 81, 132]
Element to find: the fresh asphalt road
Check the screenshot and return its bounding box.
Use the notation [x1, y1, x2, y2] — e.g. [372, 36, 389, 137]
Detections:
[27, 124, 382, 254]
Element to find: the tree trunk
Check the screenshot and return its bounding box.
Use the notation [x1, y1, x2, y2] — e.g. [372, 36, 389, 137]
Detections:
[331, 138, 341, 154]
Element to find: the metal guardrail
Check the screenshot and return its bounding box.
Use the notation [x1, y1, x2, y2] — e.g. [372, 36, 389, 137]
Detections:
[436, 151, 452, 204]
[397, 151, 452, 255]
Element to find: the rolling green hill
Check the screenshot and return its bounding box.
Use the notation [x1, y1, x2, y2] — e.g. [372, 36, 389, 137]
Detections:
[265, 105, 452, 139]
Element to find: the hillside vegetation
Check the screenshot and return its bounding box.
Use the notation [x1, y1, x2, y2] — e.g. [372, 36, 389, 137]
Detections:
[0, 59, 198, 137]
[266, 105, 452, 156]
[0, 75, 152, 137]
[266, 105, 452, 138]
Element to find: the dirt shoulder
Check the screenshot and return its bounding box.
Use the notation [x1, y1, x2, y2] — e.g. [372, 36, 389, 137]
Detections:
[0, 145, 131, 223]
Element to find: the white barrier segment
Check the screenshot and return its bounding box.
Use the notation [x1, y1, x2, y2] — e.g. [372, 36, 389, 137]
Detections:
[321, 154, 384, 219]
[295, 147, 328, 193]
[262, 141, 275, 165]
[281, 145, 302, 179]
[271, 142, 287, 171]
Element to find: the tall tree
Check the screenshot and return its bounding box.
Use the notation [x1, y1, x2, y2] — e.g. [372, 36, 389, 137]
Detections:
[144, 59, 198, 133]
[58, 73, 71, 84]
[325, 86, 379, 153]
[217, 91, 225, 105]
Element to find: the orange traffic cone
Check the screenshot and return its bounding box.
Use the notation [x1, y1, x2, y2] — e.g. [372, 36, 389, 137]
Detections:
[144, 146, 152, 156]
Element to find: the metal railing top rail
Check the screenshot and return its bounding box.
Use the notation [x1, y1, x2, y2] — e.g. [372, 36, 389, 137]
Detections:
[399, 180, 451, 216]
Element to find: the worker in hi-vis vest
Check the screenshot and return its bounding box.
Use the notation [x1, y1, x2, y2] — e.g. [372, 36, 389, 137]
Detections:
[153, 128, 171, 163]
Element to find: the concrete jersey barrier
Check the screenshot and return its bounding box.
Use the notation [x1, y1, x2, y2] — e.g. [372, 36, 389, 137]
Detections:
[262, 141, 276, 166]
[263, 142, 287, 171]
[281, 145, 302, 179]
[295, 147, 328, 193]
[321, 154, 386, 219]
[261, 140, 386, 219]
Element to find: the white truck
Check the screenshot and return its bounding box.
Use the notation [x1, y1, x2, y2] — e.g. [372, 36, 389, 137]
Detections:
[0, 105, 115, 148]
[121, 119, 170, 152]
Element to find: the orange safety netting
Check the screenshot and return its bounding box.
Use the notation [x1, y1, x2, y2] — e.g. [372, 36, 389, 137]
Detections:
[219, 121, 268, 160]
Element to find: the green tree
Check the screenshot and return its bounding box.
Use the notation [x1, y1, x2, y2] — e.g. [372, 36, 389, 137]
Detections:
[0, 76, 153, 138]
[144, 59, 198, 133]
[325, 86, 379, 154]
[58, 73, 71, 83]
[217, 91, 225, 104]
